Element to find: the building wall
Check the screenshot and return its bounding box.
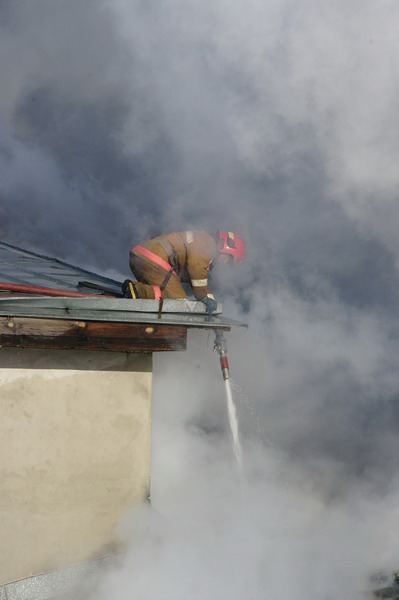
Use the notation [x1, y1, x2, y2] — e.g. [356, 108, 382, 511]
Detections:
[0, 348, 152, 586]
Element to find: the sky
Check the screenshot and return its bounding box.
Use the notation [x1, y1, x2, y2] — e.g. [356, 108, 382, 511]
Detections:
[2, 1, 399, 598]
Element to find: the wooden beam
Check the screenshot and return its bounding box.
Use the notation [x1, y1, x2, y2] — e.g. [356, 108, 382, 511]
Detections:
[0, 317, 187, 352]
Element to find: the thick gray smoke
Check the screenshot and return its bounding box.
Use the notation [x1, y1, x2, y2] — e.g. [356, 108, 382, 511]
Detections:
[2, 0, 399, 597]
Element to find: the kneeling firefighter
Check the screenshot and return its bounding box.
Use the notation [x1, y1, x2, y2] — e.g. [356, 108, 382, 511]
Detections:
[123, 231, 246, 313]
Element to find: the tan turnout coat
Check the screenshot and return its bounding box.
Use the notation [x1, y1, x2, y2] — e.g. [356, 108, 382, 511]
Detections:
[130, 231, 217, 300]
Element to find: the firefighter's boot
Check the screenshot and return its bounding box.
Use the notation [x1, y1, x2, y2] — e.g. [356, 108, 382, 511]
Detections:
[122, 279, 161, 299]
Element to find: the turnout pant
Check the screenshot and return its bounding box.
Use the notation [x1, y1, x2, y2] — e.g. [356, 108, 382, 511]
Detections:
[129, 252, 187, 299]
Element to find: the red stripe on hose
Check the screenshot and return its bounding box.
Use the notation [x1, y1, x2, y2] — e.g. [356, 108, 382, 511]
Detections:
[220, 356, 229, 369]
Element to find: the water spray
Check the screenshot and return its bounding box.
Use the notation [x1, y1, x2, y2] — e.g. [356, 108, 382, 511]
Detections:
[213, 330, 243, 469]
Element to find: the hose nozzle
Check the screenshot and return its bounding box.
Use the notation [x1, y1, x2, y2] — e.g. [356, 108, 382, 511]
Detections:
[213, 330, 230, 380]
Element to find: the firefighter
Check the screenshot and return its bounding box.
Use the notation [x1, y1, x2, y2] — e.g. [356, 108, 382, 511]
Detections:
[122, 231, 246, 313]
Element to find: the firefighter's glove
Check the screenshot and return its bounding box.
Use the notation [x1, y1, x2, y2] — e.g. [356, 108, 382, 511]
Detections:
[201, 297, 218, 314]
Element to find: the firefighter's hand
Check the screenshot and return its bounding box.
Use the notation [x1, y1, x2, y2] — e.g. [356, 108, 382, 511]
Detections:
[201, 297, 218, 314]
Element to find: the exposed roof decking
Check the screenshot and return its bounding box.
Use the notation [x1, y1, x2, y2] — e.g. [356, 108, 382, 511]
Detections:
[0, 316, 189, 352]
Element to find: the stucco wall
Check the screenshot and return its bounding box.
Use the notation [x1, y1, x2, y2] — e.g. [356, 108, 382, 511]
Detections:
[0, 348, 152, 586]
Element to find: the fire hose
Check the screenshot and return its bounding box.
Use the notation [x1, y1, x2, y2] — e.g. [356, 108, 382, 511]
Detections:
[213, 330, 231, 380]
[0, 282, 111, 298]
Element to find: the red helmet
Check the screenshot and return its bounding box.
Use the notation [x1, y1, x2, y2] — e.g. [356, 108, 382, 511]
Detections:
[217, 231, 246, 262]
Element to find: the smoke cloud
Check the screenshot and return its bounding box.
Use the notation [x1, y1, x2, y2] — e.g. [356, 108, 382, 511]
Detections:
[2, 0, 399, 597]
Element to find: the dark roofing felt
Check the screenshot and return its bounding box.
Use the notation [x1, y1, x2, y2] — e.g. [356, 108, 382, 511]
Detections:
[0, 240, 122, 295]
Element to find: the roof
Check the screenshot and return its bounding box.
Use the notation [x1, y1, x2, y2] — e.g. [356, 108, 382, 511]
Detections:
[0, 240, 246, 352]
